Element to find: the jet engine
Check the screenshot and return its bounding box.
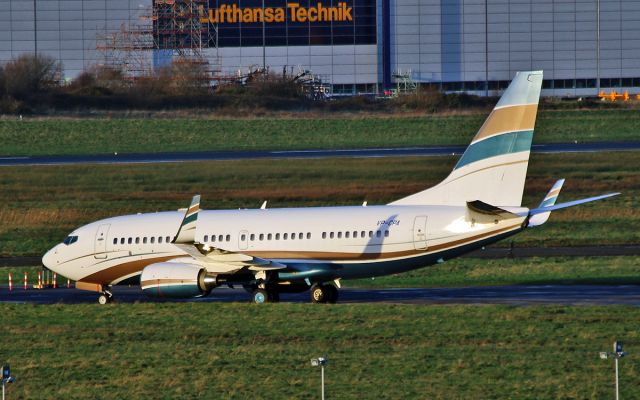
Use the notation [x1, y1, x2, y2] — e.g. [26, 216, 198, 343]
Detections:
[140, 262, 217, 298]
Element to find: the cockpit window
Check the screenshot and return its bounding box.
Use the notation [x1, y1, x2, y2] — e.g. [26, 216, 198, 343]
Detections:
[63, 235, 79, 245]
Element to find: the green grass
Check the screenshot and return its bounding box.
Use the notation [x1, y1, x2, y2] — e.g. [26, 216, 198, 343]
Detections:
[0, 151, 635, 257]
[0, 109, 639, 156]
[0, 303, 638, 399]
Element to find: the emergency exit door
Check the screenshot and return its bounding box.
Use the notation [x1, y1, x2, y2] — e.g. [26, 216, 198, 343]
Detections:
[413, 216, 428, 250]
[94, 224, 110, 259]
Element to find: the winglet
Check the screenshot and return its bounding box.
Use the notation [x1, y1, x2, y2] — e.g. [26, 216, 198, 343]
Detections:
[173, 195, 200, 243]
[528, 179, 565, 227]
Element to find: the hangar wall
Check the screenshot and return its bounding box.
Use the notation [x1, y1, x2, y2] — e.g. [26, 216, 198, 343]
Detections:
[1, 0, 640, 96]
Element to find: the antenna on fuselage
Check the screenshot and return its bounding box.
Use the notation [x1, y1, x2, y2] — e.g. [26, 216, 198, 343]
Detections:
[260, 201, 268, 210]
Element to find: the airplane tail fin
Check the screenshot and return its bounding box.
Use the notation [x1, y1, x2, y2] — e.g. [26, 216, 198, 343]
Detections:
[390, 70, 543, 207]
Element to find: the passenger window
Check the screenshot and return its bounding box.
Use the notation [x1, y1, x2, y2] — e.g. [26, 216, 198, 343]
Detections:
[204, 235, 208, 242]
[284, 233, 288, 240]
[166, 236, 171, 243]
[369, 231, 373, 238]
[353, 231, 358, 238]
[212, 235, 216, 242]
[291, 233, 295, 240]
[345, 231, 350, 238]
[226, 235, 231, 242]
[298, 233, 303, 239]
[113, 238, 117, 245]
[135, 237, 140, 244]
[250, 234, 255, 241]
[241, 234, 246, 241]
[275, 233, 280, 240]
[143, 237, 147, 244]
[322, 232, 326, 239]
[361, 231, 365, 238]
[267, 233, 272, 240]
[158, 237, 163, 244]
[330, 232, 334, 239]
[384, 230, 389, 237]
[259, 234, 264, 241]
[120, 238, 125, 244]
[376, 231, 381, 238]
[218, 235, 223, 242]
[150, 237, 155, 244]
[337, 232, 342, 239]
[307, 232, 311, 239]
[128, 237, 132, 244]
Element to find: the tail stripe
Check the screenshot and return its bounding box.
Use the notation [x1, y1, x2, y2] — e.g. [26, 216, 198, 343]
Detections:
[455, 130, 533, 170]
[472, 104, 538, 143]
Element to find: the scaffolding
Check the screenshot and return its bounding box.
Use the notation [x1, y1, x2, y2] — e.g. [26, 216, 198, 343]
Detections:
[393, 69, 418, 94]
[97, 0, 219, 82]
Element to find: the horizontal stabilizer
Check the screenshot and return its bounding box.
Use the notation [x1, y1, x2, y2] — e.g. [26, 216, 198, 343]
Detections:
[528, 192, 620, 227]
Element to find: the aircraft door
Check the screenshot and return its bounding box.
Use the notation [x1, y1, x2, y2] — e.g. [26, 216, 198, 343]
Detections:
[94, 224, 110, 259]
[239, 230, 249, 250]
[413, 216, 428, 250]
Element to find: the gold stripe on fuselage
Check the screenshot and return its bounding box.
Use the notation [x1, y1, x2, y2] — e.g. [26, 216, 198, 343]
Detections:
[78, 255, 182, 285]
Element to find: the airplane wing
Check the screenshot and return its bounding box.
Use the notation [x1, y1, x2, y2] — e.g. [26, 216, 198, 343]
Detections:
[171, 195, 285, 274]
[173, 243, 286, 272]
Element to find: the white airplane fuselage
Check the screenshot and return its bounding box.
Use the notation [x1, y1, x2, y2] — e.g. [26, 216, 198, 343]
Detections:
[43, 205, 527, 286]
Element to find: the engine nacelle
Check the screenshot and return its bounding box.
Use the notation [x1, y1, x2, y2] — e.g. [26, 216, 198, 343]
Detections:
[140, 262, 217, 298]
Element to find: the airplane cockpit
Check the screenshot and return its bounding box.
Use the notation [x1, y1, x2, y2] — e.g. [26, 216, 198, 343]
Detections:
[63, 235, 79, 245]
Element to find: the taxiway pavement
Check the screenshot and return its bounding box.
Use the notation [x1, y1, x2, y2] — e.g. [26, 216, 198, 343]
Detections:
[1, 285, 639, 305]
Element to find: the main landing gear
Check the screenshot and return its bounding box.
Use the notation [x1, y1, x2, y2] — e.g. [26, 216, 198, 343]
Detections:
[310, 283, 338, 304]
[98, 289, 113, 305]
[252, 288, 280, 304]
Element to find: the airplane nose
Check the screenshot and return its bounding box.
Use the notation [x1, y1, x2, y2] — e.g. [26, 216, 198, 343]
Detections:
[42, 246, 58, 270]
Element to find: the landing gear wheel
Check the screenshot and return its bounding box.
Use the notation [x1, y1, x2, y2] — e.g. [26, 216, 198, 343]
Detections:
[310, 284, 327, 304]
[98, 293, 111, 305]
[269, 291, 280, 303]
[253, 289, 269, 304]
[324, 285, 339, 304]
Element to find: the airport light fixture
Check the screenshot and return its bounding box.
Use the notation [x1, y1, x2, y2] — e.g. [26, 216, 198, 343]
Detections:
[310, 356, 327, 400]
[599, 341, 627, 400]
[1, 364, 15, 400]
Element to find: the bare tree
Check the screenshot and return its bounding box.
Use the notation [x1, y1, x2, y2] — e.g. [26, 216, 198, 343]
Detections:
[3, 53, 62, 99]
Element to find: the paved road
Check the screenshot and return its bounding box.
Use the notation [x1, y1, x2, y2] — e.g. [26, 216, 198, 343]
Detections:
[1, 285, 639, 305]
[2, 245, 639, 267]
[1, 141, 639, 166]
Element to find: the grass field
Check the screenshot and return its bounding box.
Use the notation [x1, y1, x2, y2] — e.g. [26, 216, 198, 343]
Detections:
[0, 109, 639, 156]
[0, 303, 638, 399]
[0, 151, 635, 257]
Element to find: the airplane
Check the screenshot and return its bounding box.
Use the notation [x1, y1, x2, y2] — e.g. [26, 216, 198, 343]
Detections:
[42, 70, 619, 304]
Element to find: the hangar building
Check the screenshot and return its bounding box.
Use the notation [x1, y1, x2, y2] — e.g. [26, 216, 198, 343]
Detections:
[1, 0, 639, 96]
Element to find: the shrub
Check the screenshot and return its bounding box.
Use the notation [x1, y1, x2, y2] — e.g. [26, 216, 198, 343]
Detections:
[3, 53, 62, 100]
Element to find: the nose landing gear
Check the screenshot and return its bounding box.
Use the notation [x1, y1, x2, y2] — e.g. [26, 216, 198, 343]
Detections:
[98, 289, 113, 305]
